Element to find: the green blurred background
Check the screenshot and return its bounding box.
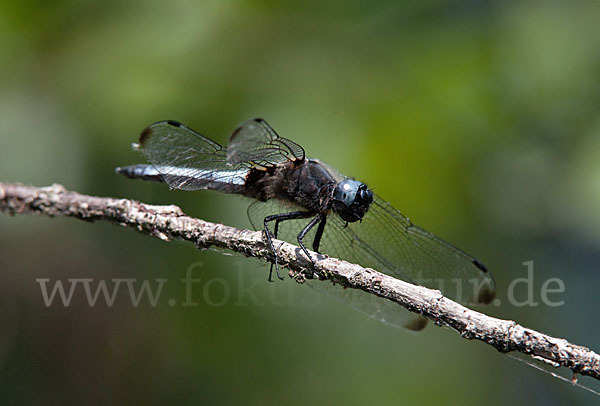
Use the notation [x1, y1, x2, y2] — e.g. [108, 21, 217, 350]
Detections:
[1, 0, 600, 404]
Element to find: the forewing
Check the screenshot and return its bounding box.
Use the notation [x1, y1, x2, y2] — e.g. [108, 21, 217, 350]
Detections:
[138, 120, 247, 191]
[227, 118, 305, 167]
[331, 195, 496, 305]
[247, 200, 429, 331]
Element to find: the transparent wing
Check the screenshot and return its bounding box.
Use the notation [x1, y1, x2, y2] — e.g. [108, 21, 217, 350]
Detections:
[249, 195, 495, 306]
[227, 118, 305, 167]
[138, 120, 248, 192]
[334, 195, 496, 305]
[247, 200, 429, 331]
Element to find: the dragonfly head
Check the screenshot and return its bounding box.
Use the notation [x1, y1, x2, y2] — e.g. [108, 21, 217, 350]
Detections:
[332, 179, 373, 223]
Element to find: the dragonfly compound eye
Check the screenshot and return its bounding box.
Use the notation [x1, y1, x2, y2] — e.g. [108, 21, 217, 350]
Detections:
[334, 179, 362, 207]
[332, 179, 372, 223]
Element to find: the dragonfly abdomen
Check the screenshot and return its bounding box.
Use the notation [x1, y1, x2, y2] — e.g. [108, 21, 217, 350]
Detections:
[116, 164, 250, 193]
[115, 164, 164, 182]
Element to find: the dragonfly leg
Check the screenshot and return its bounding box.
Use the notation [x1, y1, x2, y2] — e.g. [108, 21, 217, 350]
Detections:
[263, 211, 314, 281]
[312, 215, 327, 254]
[297, 215, 323, 264]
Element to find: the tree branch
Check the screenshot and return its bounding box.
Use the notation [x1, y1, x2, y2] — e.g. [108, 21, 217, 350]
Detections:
[1, 182, 599, 382]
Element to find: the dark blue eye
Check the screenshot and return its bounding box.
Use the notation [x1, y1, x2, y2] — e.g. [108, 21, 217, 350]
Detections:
[332, 179, 373, 223]
[334, 179, 361, 207]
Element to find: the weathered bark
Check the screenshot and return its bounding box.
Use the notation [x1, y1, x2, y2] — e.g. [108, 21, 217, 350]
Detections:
[1, 182, 599, 382]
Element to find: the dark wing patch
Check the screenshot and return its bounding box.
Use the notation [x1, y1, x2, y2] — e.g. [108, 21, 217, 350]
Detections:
[139, 126, 153, 145]
[472, 259, 490, 273]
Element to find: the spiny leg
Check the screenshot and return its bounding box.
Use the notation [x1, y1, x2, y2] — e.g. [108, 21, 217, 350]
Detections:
[297, 215, 327, 279]
[297, 215, 323, 264]
[273, 217, 283, 239]
[312, 215, 327, 253]
[270, 216, 288, 280]
[263, 211, 314, 281]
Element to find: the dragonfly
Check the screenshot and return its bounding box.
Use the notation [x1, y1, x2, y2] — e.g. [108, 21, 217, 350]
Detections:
[116, 118, 496, 330]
